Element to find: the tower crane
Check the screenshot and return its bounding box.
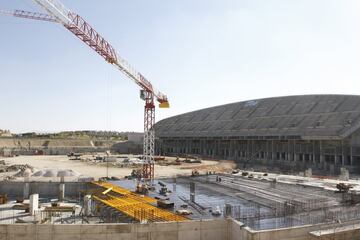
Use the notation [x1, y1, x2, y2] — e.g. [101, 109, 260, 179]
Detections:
[1, 0, 170, 182]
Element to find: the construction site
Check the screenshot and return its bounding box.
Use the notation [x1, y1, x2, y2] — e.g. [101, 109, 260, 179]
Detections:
[0, 167, 360, 239]
[1, 0, 360, 240]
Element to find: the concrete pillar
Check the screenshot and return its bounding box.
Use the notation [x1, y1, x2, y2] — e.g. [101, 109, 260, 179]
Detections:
[224, 204, 232, 218]
[23, 182, 30, 199]
[271, 140, 275, 161]
[59, 183, 65, 201]
[320, 140, 324, 167]
[251, 140, 254, 159]
[299, 144, 304, 163]
[287, 141, 290, 161]
[312, 141, 316, 164]
[84, 195, 92, 216]
[231, 140, 234, 158]
[29, 194, 39, 216]
[173, 177, 177, 192]
[190, 182, 195, 202]
[334, 141, 339, 167]
[341, 140, 345, 166]
[292, 140, 296, 162]
[350, 146, 354, 166]
[246, 141, 249, 159]
[334, 154, 338, 166]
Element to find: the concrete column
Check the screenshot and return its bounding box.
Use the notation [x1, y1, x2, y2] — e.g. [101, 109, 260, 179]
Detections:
[29, 194, 39, 216]
[294, 153, 298, 162]
[246, 141, 249, 159]
[341, 140, 345, 166]
[334, 155, 338, 166]
[312, 141, 316, 164]
[59, 183, 65, 201]
[320, 140, 324, 167]
[250, 140, 256, 158]
[84, 195, 92, 216]
[350, 145, 354, 166]
[23, 182, 30, 199]
[292, 140, 296, 162]
[286, 140, 292, 161]
[271, 140, 275, 161]
[232, 140, 236, 158]
[173, 178, 177, 192]
[299, 143, 304, 163]
[190, 182, 195, 202]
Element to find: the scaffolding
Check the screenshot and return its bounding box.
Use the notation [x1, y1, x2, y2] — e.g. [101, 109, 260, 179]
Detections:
[91, 181, 188, 222]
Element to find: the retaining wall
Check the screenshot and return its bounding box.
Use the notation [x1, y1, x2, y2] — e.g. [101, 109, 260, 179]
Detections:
[0, 214, 360, 240]
[0, 182, 88, 198]
[0, 219, 228, 240]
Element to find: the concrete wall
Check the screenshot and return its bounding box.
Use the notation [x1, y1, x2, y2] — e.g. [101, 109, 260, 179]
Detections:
[0, 219, 228, 240]
[1, 216, 360, 240]
[0, 182, 88, 198]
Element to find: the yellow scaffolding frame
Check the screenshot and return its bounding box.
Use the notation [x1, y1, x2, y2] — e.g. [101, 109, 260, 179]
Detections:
[91, 181, 188, 222]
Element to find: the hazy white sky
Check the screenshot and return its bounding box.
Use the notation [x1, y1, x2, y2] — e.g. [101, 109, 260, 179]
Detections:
[1, 0, 360, 133]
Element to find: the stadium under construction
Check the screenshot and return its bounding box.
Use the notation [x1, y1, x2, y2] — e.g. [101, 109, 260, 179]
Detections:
[155, 95, 360, 175]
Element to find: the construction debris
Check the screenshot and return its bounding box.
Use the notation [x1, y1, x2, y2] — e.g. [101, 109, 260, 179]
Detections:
[0, 164, 33, 173]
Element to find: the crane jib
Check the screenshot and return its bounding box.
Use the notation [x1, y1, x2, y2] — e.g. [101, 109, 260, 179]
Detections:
[6, 0, 170, 181]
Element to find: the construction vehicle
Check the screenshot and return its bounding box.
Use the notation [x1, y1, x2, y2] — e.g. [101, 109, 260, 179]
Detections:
[335, 183, 353, 193]
[211, 206, 222, 216]
[135, 182, 149, 195]
[1, 0, 169, 183]
[191, 169, 199, 177]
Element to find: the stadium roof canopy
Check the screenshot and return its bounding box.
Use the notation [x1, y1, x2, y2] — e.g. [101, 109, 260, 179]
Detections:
[155, 95, 360, 140]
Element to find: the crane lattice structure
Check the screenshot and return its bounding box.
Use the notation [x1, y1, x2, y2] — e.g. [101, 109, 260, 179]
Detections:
[1, 0, 170, 181]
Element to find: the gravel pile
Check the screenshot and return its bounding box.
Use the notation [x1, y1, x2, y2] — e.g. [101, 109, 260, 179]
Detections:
[32, 169, 80, 177]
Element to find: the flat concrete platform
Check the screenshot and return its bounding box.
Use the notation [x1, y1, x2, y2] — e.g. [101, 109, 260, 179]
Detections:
[111, 174, 345, 230]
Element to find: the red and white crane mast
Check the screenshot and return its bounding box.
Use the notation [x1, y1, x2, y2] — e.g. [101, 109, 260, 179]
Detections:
[1, 0, 169, 181]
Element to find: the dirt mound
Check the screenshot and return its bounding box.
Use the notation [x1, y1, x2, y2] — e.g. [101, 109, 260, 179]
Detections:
[180, 160, 236, 172]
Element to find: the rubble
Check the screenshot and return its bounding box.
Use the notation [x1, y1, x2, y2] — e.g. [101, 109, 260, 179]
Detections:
[0, 164, 33, 173]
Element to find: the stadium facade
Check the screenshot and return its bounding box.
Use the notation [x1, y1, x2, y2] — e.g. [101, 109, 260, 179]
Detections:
[155, 95, 360, 174]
